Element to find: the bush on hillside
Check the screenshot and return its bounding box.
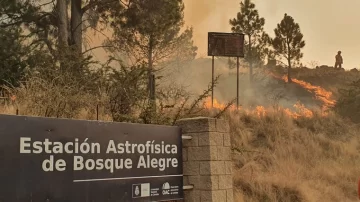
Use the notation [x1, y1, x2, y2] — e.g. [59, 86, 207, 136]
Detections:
[335, 79, 360, 123]
[1, 56, 231, 125]
[2, 64, 106, 119]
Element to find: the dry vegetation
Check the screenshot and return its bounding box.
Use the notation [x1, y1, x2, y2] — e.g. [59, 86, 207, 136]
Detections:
[1, 68, 360, 202]
[229, 110, 360, 202]
[271, 65, 360, 99]
[0, 69, 221, 124]
[3, 1, 360, 201]
[224, 67, 360, 202]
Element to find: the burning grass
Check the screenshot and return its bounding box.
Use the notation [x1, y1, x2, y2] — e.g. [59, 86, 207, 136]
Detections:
[1, 98, 360, 202]
[1, 68, 359, 202]
[268, 72, 336, 111]
[202, 79, 358, 202]
[203, 70, 337, 119]
[204, 97, 317, 119]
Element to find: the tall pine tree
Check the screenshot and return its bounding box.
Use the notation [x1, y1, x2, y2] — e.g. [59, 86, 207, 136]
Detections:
[271, 13, 305, 83]
[229, 0, 265, 82]
[108, 0, 197, 100]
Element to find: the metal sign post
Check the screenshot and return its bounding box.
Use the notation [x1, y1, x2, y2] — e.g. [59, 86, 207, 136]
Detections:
[208, 32, 245, 108]
[212, 56, 215, 107]
[237, 57, 240, 108]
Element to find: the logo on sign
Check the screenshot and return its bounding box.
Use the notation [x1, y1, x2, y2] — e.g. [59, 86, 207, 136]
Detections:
[132, 183, 150, 198]
[162, 182, 170, 195]
[135, 186, 140, 196]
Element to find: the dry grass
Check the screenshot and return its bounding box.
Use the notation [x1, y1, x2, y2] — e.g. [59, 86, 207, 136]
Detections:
[1, 75, 360, 201]
[227, 110, 360, 202]
[272, 66, 360, 99]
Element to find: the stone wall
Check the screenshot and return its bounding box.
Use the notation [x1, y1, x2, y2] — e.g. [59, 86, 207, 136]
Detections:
[176, 117, 233, 202]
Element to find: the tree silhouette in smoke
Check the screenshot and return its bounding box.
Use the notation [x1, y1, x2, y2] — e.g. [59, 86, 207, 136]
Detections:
[271, 13, 306, 83]
[229, 0, 266, 82]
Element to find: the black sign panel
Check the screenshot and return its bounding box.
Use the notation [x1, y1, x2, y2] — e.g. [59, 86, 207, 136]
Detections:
[0, 114, 183, 202]
[208, 32, 245, 57]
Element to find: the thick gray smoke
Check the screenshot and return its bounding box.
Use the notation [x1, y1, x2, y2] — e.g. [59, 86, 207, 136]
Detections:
[87, 0, 321, 110]
[161, 58, 274, 107]
[161, 57, 322, 110]
[161, 0, 321, 110]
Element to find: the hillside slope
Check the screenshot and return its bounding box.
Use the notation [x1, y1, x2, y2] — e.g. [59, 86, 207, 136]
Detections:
[271, 65, 360, 99]
[166, 58, 349, 113]
[223, 65, 360, 201]
[228, 110, 360, 202]
[1, 59, 360, 202]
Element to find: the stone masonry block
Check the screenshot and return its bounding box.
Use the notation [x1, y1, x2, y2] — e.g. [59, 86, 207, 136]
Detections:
[226, 189, 234, 202]
[223, 132, 231, 147]
[183, 176, 189, 185]
[225, 161, 233, 175]
[184, 190, 201, 202]
[200, 191, 212, 202]
[211, 190, 227, 202]
[201, 190, 227, 202]
[183, 161, 200, 176]
[199, 132, 224, 146]
[199, 161, 226, 175]
[183, 147, 188, 161]
[217, 147, 231, 161]
[188, 147, 217, 161]
[178, 117, 233, 202]
[176, 117, 216, 133]
[188, 176, 219, 190]
[216, 119, 230, 133]
[219, 175, 233, 189]
[183, 135, 198, 147]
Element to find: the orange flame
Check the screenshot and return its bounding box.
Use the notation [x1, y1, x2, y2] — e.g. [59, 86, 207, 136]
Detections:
[203, 72, 336, 119]
[10, 95, 16, 101]
[203, 97, 316, 119]
[204, 98, 228, 109]
[269, 72, 336, 111]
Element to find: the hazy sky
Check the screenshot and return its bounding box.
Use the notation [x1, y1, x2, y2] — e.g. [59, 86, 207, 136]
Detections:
[183, 0, 360, 69]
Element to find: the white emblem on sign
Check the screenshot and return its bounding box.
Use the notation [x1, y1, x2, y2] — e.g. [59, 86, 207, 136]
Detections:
[135, 186, 140, 196]
[162, 182, 170, 195]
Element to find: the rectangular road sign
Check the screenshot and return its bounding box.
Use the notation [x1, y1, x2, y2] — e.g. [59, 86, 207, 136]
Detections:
[0, 114, 183, 202]
[208, 32, 245, 57]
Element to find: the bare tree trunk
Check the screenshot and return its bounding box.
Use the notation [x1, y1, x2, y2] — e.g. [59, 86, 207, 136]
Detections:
[248, 34, 253, 83]
[57, 0, 68, 47]
[287, 43, 292, 83]
[71, 0, 82, 55]
[57, 0, 68, 70]
[146, 35, 156, 122]
[148, 35, 154, 100]
[287, 57, 292, 83]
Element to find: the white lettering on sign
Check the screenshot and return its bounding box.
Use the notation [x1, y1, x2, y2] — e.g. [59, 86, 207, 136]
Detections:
[73, 156, 133, 173]
[106, 140, 177, 154]
[19, 137, 179, 173]
[20, 137, 100, 154]
[137, 155, 178, 171]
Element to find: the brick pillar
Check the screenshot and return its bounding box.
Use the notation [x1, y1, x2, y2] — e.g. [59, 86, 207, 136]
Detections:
[176, 117, 233, 202]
